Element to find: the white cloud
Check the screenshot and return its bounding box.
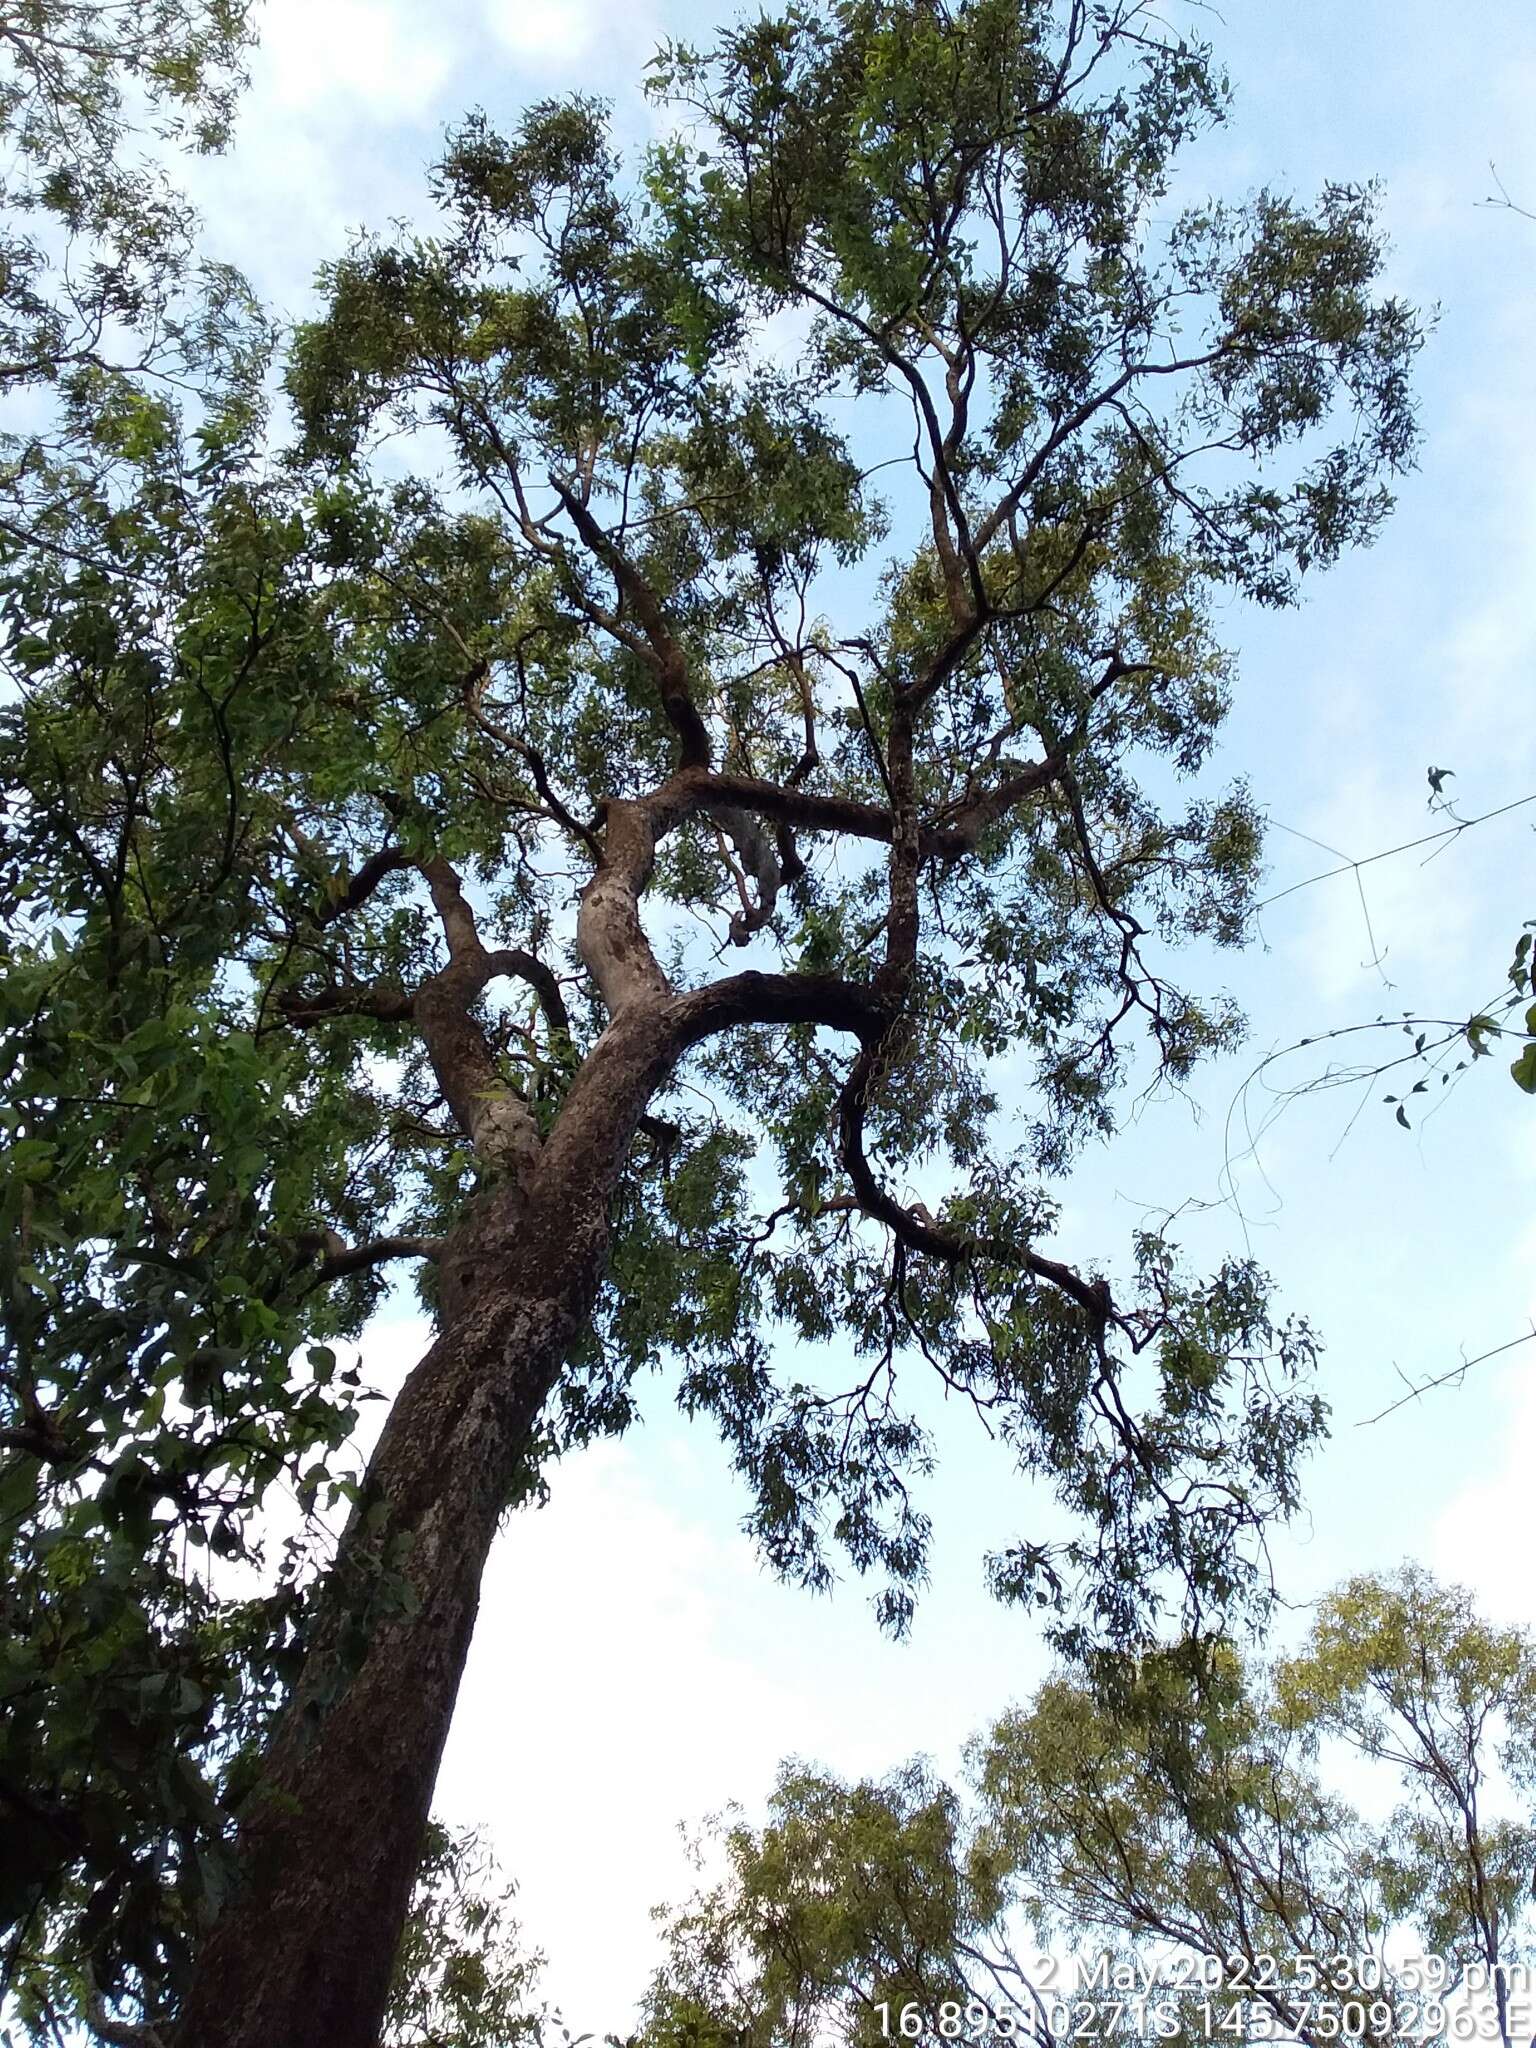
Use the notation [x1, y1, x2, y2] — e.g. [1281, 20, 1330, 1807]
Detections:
[430, 1413, 1056, 2037]
[433, 1438, 814, 2034]
[178, 0, 465, 308]
[1430, 1345, 1536, 1629]
[255, 0, 461, 120]
[485, 0, 596, 67]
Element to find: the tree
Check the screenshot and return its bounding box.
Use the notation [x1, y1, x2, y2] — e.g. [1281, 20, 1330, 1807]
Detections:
[0, 1, 1422, 2041]
[638, 1566, 1536, 2048]
[0, 0, 262, 531]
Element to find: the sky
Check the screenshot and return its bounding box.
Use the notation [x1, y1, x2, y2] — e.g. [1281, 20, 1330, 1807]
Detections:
[177, 0, 1536, 2029]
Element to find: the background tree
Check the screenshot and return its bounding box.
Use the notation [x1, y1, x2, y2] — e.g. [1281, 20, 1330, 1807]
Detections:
[0, 0, 262, 538]
[0, 1, 1422, 2041]
[638, 1566, 1536, 2048]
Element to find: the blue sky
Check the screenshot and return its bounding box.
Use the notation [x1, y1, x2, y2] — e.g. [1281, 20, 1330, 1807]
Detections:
[184, 0, 1536, 2027]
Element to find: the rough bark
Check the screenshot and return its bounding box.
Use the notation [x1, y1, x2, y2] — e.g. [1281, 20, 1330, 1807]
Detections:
[171, 1303, 556, 2048]
[172, 1006, 678, 2048]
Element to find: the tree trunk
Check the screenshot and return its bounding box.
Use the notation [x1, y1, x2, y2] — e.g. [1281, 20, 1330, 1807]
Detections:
[169, 1291, 560, 2046]
[173, 1008, 676, 2048]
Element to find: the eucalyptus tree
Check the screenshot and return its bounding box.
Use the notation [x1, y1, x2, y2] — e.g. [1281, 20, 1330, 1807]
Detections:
[639, 1568, 1536, 2048]
[0, 0, 1422, 2042]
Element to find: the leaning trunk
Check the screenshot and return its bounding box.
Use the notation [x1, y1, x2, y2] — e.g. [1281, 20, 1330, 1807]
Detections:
[171, 1281, 569, 2047]
[173, 1009, 675, 2048]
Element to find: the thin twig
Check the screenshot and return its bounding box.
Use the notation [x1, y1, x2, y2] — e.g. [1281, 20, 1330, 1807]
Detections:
[1358, 1325, 1536, 1428]
[1255, 790, 1536, 914]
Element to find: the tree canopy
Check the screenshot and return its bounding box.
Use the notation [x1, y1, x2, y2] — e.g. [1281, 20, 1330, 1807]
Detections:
[0, 0, 261, 513]
[640, 1567, 1536, 2048]
[0, 1, 1423, 2040]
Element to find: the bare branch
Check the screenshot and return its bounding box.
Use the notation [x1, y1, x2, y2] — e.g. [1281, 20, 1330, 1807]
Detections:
[312, 845, 411, 930]
[276, 983, 415, 1027]
[294, 1233, 446, 1284]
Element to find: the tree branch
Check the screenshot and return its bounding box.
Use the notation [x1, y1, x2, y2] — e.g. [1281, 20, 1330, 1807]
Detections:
[484, 947, 572, 1044]
[276, 983, 415, 1027]
[294, 1232, 446, 1284]
[312, 845, 411, 930]
[669, 969, 891, 1048]
[411, 857, 545, 1174]
[838, 1040, 1114, 1332]
[550, 477, 711, 768]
